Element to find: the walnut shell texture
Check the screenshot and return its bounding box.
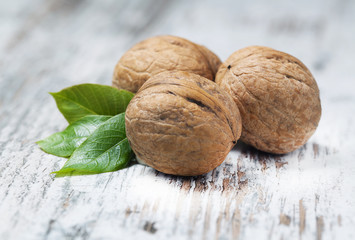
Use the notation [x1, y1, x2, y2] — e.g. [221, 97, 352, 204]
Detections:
[215, 46, 321, 154]
[125, 71, 242, 176]
[113, 35, 221, 93]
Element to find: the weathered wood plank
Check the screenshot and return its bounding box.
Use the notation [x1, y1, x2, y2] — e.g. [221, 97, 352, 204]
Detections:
[1, 0, 355, 239]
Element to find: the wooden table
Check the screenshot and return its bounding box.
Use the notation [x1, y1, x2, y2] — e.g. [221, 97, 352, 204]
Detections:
[1, 0, 354, 239]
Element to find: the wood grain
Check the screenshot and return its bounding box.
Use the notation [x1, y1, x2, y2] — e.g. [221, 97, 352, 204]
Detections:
[1, 0, 355, 239]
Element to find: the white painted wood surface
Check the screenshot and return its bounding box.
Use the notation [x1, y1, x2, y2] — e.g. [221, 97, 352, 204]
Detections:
[1, 0, 355, 239]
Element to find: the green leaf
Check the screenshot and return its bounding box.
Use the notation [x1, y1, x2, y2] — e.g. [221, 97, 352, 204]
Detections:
[53, 113, 133, 175]
[37, 115, 112, 157]
[50, 83, 134, 123]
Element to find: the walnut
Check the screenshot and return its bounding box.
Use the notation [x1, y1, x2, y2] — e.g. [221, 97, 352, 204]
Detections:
[125, 71, 242, 176]
[112, 35, 221, 93]
[215, 46, 321, 154]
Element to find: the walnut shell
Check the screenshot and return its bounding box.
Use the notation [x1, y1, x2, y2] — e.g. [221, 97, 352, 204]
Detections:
[215, 46, 321, 154]
[113, 35, 221, 93]
[125, 71, 242, 176]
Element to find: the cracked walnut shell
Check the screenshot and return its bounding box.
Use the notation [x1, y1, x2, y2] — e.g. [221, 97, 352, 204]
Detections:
[113, 35, 221, 93]
[125, 71, 242, 176]
[216, 46, 321, 154]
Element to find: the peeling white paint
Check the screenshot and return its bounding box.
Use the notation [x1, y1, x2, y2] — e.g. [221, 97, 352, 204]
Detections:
[1, 0, 355, 239]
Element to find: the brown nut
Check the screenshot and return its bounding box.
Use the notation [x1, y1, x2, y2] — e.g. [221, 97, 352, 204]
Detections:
[125, 71, 242, 176]
[113, 35, 221, 93]
[215, 46, 321, 154]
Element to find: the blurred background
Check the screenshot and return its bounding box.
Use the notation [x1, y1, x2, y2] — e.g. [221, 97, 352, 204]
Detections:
[1, 0, 355, 239]
[1, 0, 354, 98]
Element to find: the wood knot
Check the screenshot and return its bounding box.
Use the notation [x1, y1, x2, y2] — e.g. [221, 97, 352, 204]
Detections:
[143, 221, 157, 234]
